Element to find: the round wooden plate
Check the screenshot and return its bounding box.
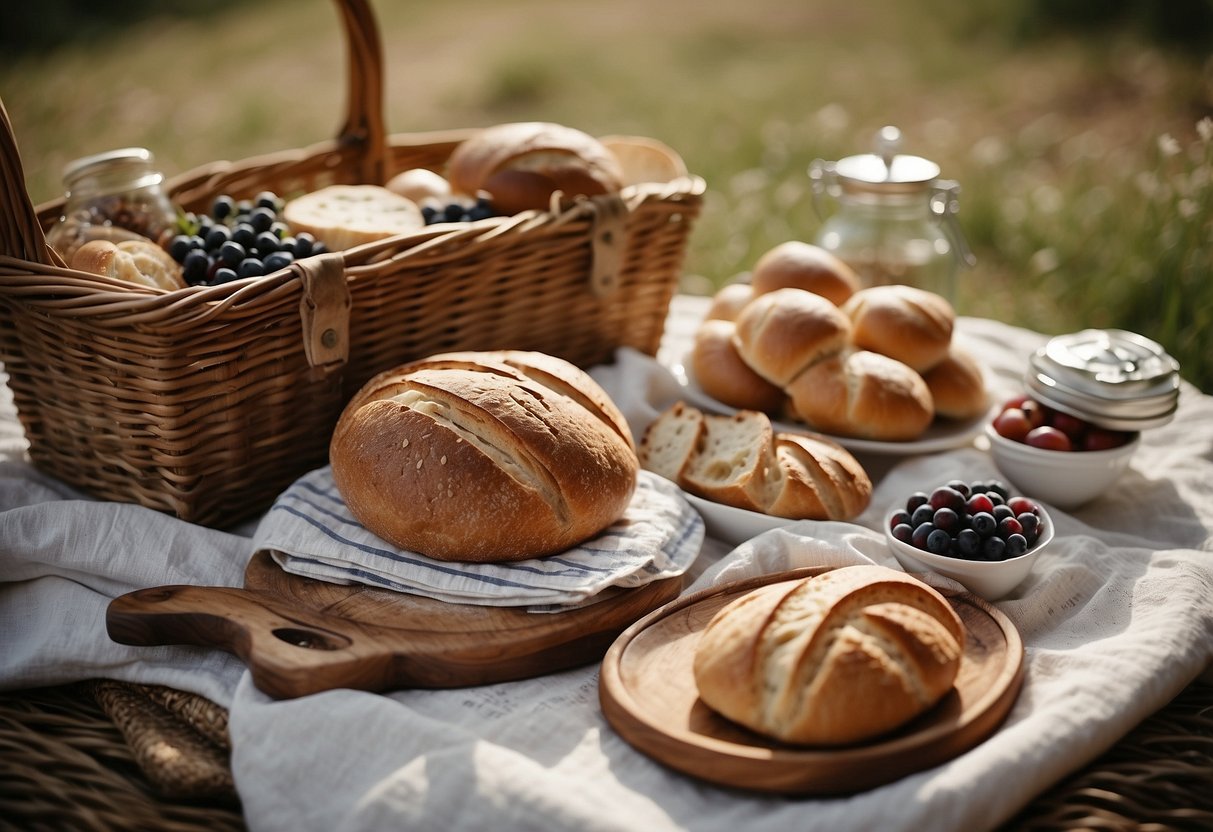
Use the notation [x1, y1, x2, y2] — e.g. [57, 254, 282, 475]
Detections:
[598, 566, 1024, 795]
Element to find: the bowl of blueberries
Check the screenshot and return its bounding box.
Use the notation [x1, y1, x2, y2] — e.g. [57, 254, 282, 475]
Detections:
[884, 479, 1054, 601]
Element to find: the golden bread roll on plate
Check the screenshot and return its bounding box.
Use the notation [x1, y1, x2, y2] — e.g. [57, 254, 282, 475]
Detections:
[750, 241, 861, 307]
[70, 239, 185, 291]
[691, 319, 785, 414]
[733, 288, 852, 387]
[704, 282, 755, 322]
[765, 433, 872, 521]
[921, 347, 989, 420]
[841, 284, 955, 373]
[330, 350, 638, 562]
[692, 564, 964, 746]
[786, 350, 935, 442]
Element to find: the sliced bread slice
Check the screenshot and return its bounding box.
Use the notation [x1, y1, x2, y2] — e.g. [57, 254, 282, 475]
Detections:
[681, 410, 776, 512]
[638, 402, 706, 484]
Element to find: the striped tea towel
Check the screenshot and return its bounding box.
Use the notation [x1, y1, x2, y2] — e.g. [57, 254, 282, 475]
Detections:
[252, 468, 704, 610]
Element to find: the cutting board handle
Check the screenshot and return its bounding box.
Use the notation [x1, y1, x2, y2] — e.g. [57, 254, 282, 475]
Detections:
[107, 585, 399, 699]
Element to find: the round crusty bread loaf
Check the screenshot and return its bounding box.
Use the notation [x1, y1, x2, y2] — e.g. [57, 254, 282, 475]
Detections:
[750, 241, 861, 307]
[283, 185, 424, 251]
[841, 284, 955, 372]
[785, 350, 934, 441]
[921, 347, 989, 420]
[764, 433, 872, 520]
[692, 564, 964, 746]
[732, 287, 852, 387]
[330, 350, 638, 562]
[70, 239, 185, 291]
[691, 319, 785, 414]
[446, 122, 624, 215]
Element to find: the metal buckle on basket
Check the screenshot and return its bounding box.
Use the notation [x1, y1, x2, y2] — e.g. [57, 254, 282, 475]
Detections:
[295, 252, 351, 375]
[584, 192, 628, 298]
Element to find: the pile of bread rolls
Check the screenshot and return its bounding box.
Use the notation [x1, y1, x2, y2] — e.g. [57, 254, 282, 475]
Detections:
[639, 402, 871, 522]
[693, 564, 965, 745]
[692, 241, 988, 442]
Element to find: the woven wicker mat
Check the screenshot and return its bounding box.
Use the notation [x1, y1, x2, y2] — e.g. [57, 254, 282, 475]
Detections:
[0, 679, 1210, 831]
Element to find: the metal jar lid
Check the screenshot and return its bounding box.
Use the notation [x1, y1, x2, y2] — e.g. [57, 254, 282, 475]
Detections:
[1025, 329, 1180, 431]
[832, 126, 941, 196]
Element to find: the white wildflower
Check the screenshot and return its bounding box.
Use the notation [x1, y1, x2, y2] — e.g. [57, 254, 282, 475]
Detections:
[1197, 117, 1213, 143]
[1030, 248, 1060, 275]
[1158, 134, 1181, 157]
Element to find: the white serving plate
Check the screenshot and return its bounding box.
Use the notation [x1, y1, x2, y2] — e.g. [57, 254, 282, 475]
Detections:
[683, 493, 799, 547]
[670, 357, 992, 456]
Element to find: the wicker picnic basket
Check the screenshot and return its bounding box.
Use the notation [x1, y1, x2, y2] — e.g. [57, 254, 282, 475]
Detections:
[0, 0, 705, 528]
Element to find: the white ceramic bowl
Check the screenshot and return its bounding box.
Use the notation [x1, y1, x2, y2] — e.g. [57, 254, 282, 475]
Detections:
[884, 502, 1054, 601]
[984, 424, 1140, 510]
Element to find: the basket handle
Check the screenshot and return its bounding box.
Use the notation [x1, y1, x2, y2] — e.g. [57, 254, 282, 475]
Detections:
[0, 100, 63, 267]
[333, 0, 387, 185]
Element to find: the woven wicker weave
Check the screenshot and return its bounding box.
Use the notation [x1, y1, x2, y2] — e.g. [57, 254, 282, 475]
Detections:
[0, 680, 1209, 831]
[0, 0, 704, 529]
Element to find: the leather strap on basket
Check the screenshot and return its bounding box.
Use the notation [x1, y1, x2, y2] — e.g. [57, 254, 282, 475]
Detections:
[586, 193, 629, 298]
[295, 253, 351, 375]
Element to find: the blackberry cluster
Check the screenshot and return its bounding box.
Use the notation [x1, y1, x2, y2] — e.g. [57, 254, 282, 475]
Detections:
[165, 191, 329, 286]
[890, 480, 1044, 562]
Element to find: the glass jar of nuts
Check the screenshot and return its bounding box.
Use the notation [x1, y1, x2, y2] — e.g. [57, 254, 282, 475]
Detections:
[45, 147, 178, 264]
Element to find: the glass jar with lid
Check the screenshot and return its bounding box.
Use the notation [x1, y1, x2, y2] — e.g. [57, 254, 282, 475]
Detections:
[44, 147, 178, 264]
[809, 126, 974, 305]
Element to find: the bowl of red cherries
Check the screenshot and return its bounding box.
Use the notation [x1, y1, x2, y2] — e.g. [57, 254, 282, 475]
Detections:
[985, 395, 1139, 509]
[885, 479, 1054, 600]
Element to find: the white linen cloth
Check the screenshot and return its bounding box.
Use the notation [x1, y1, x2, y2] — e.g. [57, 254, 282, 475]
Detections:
[2, 296, 1212, 832]
[256, 467, 702, 610]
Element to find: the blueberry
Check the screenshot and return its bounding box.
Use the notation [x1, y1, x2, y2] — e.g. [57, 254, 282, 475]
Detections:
[168, 234, 193, 263]
[249, 206, 276, 233]
[911, 522, 934, 551]
[188, 235, 206, 251]
[1005, 534, 1029, 557]
[292, 233, 315, 257]
[182, 251, 211, 284]
[945, 480, 971, 498]
[442, 202, 465, 222]
[926, 529, 952, 555]
[213, 266, 239, 284]
[421, 205, 438, 224]
[971, 511, 997, 537]
[998, 516, 1024, 538]
[993, 504, 1014, 522]
[929, 486, 966, 512]
[212, 195, 235, 221]
[988, 481, 1011, 501]
[982, 536, 1007, 561]
[933, 507, 961, 533]
[310, 241, 328, 255]
[255, 191, 279, 210]
[262, 251, 294, 273]
[237, 257, 265, 278]
[219, 241, 247, 267]
[270, 221, 290, 239]
[232, 223, 256, 247]
[910, 504, 935, 527]
[254, 231, 280, 254]
[956, 528, 982, 558]
[890, 510, 912, 531]
[905, 492, 930, 513]
[1018, 513, 1039, 538]
[205, 224, 231, 250]
[467, 204, 494, 221]
[892, 523, 913, 544]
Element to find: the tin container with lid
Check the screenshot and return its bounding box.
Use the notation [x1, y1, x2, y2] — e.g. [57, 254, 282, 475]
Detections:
[1026, 328, 1180, 432]
[809, 126, 974, 305]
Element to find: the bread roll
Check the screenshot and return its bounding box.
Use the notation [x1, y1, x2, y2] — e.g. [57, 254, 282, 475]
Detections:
[750, 241, 861, 307]
[733, 288, 852, 387]
[692, 565, 964, 746]
[680, 411, 775, 513]
[330, 350, 638, 562]
[841, 285, 955, 373]
[704, 282, 754, 322]
[765, 433, 872, 520]
[283, 185, 424, 250]
[385, 168, 451, 205]
[921, 347, 989, 420]
[446, 122, 624, 215]
[599, 134, 688, 186]
[69, 239, 185, 291]
[691, 319, 785, 414]
[786, 350, 934, 441]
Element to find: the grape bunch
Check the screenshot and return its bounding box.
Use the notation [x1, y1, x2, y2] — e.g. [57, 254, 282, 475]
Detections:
[165, 191, 329, 286]
[890, 480, 1045, 562]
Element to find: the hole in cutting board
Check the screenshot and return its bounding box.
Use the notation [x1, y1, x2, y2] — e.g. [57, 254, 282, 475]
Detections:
[272, 627, 348, 651]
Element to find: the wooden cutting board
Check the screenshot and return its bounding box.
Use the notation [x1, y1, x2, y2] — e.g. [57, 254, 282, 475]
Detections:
[107, 550, 682, 699]
[599, 566, 1024, 795]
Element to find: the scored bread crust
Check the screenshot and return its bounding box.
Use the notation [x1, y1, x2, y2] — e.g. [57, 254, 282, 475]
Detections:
[733, 288, 852, 387]
[842, 284, 955, 373]
[765, 433, 873, 520]
[692, 319, 786, 414]
[446, 122, 624, 213]
[786, 350, 934, 441]
[692, 565, 964, 746]
[330, 350, 638, 562]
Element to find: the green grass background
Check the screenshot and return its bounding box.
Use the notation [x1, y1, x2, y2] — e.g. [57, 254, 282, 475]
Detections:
[2, 0, 1209, 390]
